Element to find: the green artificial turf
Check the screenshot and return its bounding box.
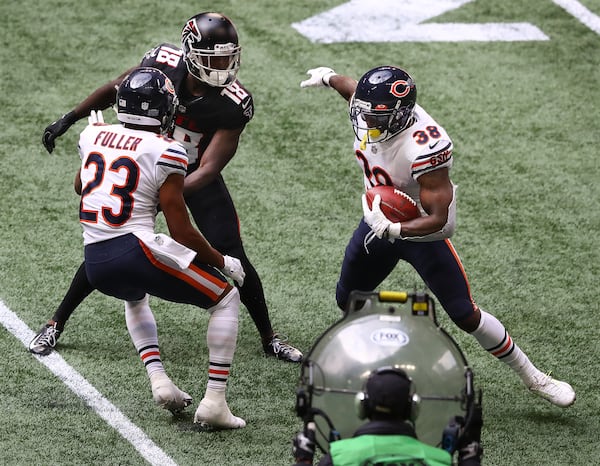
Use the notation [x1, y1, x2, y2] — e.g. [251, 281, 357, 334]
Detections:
[1, 1, 598, 464]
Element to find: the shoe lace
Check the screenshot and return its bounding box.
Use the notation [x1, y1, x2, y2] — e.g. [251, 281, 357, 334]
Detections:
[529, 372, 563, 396]
[537, 371, 554, 386]
[270, 335, 295, 355]
[36, 325, 59, 347]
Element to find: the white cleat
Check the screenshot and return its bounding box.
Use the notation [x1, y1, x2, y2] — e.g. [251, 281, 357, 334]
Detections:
[194, 397, 246, 429]
[527, 372, 576, 408]
[150, 372, 192, 414]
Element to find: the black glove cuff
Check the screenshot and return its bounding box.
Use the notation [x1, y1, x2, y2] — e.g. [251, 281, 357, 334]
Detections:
[62, 110, 78, 126]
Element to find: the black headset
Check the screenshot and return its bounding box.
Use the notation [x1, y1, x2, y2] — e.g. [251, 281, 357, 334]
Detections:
[354, 366, 421, 423]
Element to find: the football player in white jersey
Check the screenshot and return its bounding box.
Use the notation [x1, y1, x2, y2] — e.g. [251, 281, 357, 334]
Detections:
[301, 65, 575, 408]
[31, 12, 302, 363]
[79, 67, 245, 428]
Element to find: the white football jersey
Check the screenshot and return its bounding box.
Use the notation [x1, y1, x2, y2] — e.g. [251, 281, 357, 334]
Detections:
[78, 123, 188, 245]
[354, 104, 454, 212]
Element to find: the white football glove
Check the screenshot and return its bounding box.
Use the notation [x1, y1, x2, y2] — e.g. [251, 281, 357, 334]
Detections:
[88, 110, 105, 125]
[361, 194, 402, 240]
[300, 67, 337, 88]
[221, 255, 245, 286]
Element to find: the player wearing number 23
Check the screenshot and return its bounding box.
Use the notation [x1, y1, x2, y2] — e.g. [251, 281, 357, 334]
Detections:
[80, 67, 246, 428]
[300, 65, 575, 408]
[31, 12, 302, 363]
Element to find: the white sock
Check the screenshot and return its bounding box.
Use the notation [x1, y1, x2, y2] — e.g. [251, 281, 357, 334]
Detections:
[205, 288, 240, 392]
[125, 295, 165, 378]
[470, 309, 541, 384]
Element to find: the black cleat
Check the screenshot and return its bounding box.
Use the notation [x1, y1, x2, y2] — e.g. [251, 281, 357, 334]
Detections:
[263, 334, 303, 363]
[29, 323, 61, 356]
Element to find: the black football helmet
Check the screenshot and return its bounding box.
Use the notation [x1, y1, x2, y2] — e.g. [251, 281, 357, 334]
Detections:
[117, 67, 177, 131]
[181, 12, 241, 87]
[350, 66, 417, 144]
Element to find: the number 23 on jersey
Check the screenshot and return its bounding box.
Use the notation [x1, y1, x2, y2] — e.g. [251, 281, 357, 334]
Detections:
[80, 152, 139, 227]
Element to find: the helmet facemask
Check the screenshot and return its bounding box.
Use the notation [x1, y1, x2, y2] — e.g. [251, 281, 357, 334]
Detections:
[161, 93, 178, 135]
[183, 42, 241, 87]
[350, 95, 414, 145]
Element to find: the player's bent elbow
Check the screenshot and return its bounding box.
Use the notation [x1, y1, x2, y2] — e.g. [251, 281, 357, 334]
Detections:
[441, 220, 455, 238]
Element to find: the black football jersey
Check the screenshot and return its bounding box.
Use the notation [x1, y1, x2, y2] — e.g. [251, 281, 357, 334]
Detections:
[140, 43, 254, 166]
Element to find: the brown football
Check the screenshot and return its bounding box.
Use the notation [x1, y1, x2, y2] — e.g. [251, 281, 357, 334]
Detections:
[365, 185, 421, 223]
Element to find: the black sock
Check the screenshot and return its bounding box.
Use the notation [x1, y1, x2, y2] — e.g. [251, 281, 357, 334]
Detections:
[51, 262, 94, 331]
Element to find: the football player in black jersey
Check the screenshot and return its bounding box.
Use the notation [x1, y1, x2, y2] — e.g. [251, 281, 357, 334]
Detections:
[30, 12, 303, 363]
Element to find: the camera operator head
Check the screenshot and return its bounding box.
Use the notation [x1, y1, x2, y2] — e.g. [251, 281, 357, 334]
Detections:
[355, 367, 420, 423]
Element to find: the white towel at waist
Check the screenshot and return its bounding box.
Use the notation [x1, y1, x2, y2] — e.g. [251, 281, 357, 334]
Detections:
[133, 231, 197, 270]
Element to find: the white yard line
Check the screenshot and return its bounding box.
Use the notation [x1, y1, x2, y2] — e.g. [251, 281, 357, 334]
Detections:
[0, 300, 177, 466]
[553, 0, 600, 34]
[292, 0, 600, 43]
[291, 0, 549, 43]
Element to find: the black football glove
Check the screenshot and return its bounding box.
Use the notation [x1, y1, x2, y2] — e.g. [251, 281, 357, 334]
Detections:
[42, 111, 77, 153]
[292, 422, 316, 464]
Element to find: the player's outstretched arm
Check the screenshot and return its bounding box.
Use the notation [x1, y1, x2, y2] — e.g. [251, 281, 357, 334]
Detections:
[300, 66, 357, 102]
[42, 67, 135, 154]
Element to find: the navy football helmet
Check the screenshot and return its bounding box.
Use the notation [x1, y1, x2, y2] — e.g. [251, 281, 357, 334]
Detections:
[117, 67, 177, 131]
[181, 12, 241, 87]
[350, 66, 417, 144]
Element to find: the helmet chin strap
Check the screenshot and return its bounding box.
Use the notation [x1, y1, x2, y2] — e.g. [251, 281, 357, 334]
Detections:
[360, 133, 368, 150]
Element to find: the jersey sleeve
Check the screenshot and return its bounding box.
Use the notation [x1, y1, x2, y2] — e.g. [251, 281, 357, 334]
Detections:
[77, 129, 88, 161]
[411, 139, 453, 180]
[140, 43, 182, 68]
[155, 140, 189, 187]
[78, 124, 97, 161]
[219, 81, 254, 128]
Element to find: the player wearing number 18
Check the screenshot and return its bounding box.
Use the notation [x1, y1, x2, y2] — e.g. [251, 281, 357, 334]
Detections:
[31, 12, 302, 363]
[300, 65, 575, 408]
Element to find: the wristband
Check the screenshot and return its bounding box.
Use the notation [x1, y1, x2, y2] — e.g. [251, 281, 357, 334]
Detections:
[63, 110, 78, 125]
[322, 71, 336, 87]
[386, 222, 402, 239]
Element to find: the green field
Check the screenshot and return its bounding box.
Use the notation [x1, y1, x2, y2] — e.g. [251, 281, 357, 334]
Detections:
[1, 0, 599, 464]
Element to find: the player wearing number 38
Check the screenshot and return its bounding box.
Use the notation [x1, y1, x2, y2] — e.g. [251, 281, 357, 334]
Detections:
[300, 65, 576, 408]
